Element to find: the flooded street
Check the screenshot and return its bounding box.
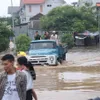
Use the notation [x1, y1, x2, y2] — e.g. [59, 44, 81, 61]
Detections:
[66, 46, 100, 67]
[1, 46, 100, 100]
[34, 66, 100, 91]
[34, 66, 100, 100]
[33, 46, 100, 100]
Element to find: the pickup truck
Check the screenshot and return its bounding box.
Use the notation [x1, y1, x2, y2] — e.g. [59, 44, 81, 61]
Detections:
[26, 40, 67, 65]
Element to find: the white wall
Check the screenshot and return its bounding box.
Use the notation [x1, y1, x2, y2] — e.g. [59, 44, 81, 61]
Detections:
[26, 5, 40, 17]
[19, 4, 41, 23]
[19, 0, 65, 23]
[43, 0, 64, 14]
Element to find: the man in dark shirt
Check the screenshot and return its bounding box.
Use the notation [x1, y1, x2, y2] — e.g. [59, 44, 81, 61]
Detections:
[34, 31, 41, 40]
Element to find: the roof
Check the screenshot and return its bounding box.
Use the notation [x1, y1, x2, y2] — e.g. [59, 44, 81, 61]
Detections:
[30, 13, 44, 20]
[22, 0, 45, 4]
[96, 2, 100, 7]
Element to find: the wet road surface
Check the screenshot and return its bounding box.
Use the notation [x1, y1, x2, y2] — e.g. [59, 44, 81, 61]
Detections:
[34, 66, 100, 91]
[34, 66, 100, 100]
[65, 46, 100, 66]
[33, 46, 100, 100]
[1, 46, 100, 100]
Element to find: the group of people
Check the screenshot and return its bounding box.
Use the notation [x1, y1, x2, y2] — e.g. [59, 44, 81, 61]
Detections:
[34, 31, 59, 44]
[0, 54, 38, 100]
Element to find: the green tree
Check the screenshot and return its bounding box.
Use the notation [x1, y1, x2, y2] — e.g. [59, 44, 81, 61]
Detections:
[0, 17, 12, 26]
[61, 33, 74, 48]
[41, 5, 97, 32]
[16, 34, 31, 52]
[0, 22, 13, 52]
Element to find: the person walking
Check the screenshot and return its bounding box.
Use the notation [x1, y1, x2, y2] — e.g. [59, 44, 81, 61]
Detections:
[0, 54, 27, 100]
[17, 56, 37, 100]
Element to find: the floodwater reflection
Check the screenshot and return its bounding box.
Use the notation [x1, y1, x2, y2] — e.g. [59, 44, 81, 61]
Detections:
[59, 72, 100, 82]
[34, 66, 100, 91]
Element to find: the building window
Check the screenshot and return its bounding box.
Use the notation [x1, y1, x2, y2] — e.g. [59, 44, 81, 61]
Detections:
[29, 5, 32, 12]
[47, 5, 52, 7]
[40, 5, 43, 12]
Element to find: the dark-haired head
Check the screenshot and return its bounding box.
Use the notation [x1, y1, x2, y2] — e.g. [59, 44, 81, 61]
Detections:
[17, 56, 34, 70]
[17, 56, 36, 80]
[1, 54, 15, 62]
[1, 54, 15, 73]
[17, 56, 27, 66]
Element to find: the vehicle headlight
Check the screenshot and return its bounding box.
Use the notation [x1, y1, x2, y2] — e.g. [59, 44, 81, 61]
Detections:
[49, 56, 54, 61]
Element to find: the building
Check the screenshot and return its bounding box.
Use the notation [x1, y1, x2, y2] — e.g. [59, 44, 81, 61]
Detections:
[8, 0, 65, 24]
[29, 13, 44, 30]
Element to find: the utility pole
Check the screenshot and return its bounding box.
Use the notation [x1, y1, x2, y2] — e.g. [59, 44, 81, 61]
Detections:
[11, 0, 16, 55]
[11, 0, 14, 33]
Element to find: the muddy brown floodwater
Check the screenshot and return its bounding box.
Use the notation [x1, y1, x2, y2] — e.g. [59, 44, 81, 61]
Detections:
[33, 46, 100, 100]
[1, 46, 100, 100]
[34, 66, 100, 100]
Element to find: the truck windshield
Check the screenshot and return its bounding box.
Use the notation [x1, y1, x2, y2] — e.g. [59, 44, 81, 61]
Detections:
[30, 42, 56, 50]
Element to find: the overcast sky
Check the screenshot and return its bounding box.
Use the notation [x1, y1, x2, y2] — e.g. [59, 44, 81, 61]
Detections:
[0, 0, 78, 17]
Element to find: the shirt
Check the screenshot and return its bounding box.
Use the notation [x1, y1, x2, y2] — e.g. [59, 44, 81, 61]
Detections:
[34, 34, 41, 40]
[22, 70, 33, 90]
[0, 71, 27, 100]
[2, 73, 20, 100]
[9, 41, 14, 49]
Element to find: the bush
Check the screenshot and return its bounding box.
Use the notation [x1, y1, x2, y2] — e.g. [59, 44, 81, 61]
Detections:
[16, 34, 31, 52]
[0, 37, 9, 52]
[61, 33, 74, 49]
[0, 23, 13, 52]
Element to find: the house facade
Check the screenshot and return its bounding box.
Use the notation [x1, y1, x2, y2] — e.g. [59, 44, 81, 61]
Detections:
[8, 0, 65, 38]
[13, 0, 65, 24]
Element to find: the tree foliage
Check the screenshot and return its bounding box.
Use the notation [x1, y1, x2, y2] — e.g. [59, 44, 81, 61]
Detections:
[61, 33, 74, 48]
[0, 17, 12, 26]
[41, 5, 97, 32]
[0, 22, 13, 52]
[16, 34, 31, 52]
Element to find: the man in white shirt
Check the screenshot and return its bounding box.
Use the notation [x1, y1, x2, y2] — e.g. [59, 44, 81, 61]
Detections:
[0, 54, 27, 100]
[50, 31, 59, 44]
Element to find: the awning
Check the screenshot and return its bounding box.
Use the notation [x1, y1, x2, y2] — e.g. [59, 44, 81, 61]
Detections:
[75, 36, 87, 40]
